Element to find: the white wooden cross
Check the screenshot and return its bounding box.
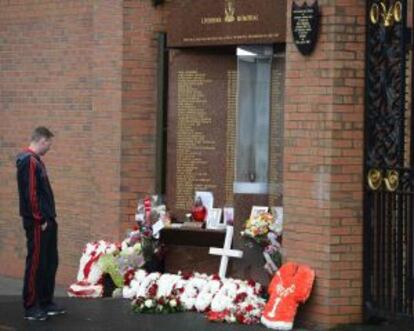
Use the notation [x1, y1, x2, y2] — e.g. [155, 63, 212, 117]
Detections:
[209, 225, 243, 279]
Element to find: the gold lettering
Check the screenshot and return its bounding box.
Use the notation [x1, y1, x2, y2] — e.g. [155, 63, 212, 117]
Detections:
[183, 33, 279, 43]
[237, 14, 259, 22]
[176, 71, 216, 210]
[201, 17, 222, 24]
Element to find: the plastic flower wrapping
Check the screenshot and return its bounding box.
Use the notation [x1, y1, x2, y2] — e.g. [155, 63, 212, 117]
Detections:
[135, 195, 168, 231]
[99, 229, 147, 288]
[69, 227, 158, 297]
[134, 195, 168, 265]
[69, 195, 168, 297]
[242, 212, 275, 244]
[241, 209, 284, 275]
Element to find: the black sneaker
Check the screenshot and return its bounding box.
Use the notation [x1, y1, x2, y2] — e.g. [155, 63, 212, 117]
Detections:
[43, 303, 66, 316]
[24, 307, 48, 321]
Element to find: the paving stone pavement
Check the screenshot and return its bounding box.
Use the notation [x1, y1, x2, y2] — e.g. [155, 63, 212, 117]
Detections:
[0, 276, 413, 331]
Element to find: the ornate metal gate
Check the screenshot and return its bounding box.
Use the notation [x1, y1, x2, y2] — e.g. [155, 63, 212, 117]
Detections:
[364, 0, 414, 321]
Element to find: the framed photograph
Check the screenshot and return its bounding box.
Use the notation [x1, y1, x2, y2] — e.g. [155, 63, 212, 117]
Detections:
[194, 191, 214, 211]
[250, 206, 269, 219]
[271, 206, 283, 234]
[223, 207, 234, 226]
[207, 208, 223, 229]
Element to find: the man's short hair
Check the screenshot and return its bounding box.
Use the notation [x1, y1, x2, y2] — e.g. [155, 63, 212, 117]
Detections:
[31, 127, 54, 142]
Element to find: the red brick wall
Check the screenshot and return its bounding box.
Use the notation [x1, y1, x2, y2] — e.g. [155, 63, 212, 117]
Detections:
[283, 0, 365, 328]
[0, 0, 367, 329]
[120, 0, 167, 235]
[0, 0, 168, 286]
[0, 0, 124, 286]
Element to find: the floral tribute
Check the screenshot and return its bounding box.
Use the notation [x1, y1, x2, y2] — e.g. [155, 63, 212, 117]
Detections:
[68, 198, 317, 328]
[67, 240, 120, 298]
[68, 224, 162, 298]
[68, 194, 168, 298]
[241, 210, 283, 275]
[70, 250, 267, 325]
[122, 270, 265, 324]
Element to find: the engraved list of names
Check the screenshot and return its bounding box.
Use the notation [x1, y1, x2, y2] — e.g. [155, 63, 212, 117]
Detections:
[166, 51, 236, 218]
[175, 70, 217, 210]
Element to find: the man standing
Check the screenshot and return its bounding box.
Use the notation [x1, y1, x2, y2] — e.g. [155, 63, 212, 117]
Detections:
[16, 127, 65, 321]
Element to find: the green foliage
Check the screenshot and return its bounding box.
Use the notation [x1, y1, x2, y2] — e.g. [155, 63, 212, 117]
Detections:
[99, 254, 124, 288]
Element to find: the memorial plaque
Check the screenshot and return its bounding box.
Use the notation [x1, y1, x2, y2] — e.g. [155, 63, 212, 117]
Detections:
[164, 48, 286, 281]
[168, 0, 287, 47]
[166, 49, 237, 219]
[269, 58, 285, 206]
[291, 0, 320, 55]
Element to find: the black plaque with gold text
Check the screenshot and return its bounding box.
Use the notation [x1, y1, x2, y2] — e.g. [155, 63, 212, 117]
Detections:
[167, 0, 287, 47]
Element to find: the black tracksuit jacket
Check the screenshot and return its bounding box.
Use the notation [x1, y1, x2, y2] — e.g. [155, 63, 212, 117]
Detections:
[16, 149, 56, 227]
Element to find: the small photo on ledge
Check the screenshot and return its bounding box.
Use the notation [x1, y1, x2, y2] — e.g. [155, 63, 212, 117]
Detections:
[207, 208, 223, 230]
[250, 206, 269, 219]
